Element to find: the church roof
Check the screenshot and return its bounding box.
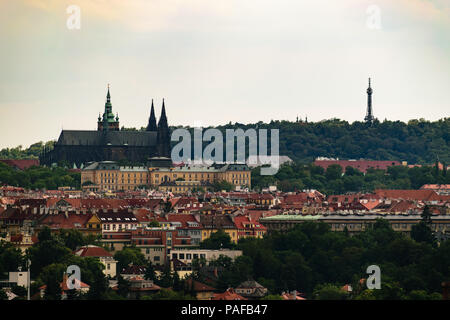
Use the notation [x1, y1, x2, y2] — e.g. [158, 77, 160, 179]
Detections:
[57, 130, 157, 146]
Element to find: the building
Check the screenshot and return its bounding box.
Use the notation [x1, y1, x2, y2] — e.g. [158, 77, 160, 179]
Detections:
[73, 245, 118, 278]
[40, 87, 171, 167]
[235, 280, 268, 299]
[97, 210, 139, 233]
[112, 276, 160, 299]
[39, 274, 90, 299]
[314, 159, 402, 173]
[170, 249, 243, 265]
[81, 161, 149, 191]
[260, 213, 450, 237]
[200, 215, 239, 244]
[212, 288, 247, 300]
[81, 162, 251, 192]
[184, 279, 216, 300]
[0, 159, 40, 170]
[130, 227, 194, 265]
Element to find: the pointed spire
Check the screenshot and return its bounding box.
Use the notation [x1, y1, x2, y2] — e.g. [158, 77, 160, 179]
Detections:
[158, 98, 167, 126]
[106, 83, 111, 103]
[147, 99, 157, 131]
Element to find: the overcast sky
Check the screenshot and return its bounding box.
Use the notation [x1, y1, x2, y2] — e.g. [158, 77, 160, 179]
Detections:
[0, 0, 449, 149]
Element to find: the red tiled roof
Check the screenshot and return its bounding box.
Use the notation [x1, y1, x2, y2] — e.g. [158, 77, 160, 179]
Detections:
[74, 245, 113, 257]
[185, 279, 216, 292]
[39, 212, 92, 229]
[314, 159, 401, 173]
[375, 189, 439, 201]
[0, 159, 40, 170]
[281, 292, 306, 300]
[213, 288, 247, 300]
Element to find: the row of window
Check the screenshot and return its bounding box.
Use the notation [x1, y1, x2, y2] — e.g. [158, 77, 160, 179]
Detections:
[172, 253, 206, 260]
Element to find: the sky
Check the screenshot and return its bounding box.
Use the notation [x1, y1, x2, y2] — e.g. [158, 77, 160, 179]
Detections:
[0, 0, 449, 149]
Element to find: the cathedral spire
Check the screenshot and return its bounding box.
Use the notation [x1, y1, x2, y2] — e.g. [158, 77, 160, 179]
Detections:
[159, 98, 167, 123]
[364, 77, 375, 123]
[146, 99, 157, 131]
[98, 84, 119, 131]
[106, 83, 111, 103]
[157, 98, 170, 157]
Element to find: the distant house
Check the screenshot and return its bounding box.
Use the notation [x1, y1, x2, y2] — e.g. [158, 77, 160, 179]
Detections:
[73, 245, 117, 278]
[212, 288, 247, 300]
[281, 290, 306, 300]
[185, 278, 216, 300]
[0, 159, 39, 170]
[120, 265, 147, 280]
[314, 159, 402, 173]
[112, 276, 161, 299]
[39, 274, 90, 299]
[235, 280, 268, 299]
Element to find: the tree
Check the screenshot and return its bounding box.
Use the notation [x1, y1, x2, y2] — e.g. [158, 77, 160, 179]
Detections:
[0, 241, 24, 275]
[421, 205, 432, 225]
[156, 264, 173, 288]
[260, 294, 283, 300]
[313, 284, 348, 300]
[41, 264, 65, 300]
[141, 288, 194, 300]
[144, 261, 157, 281]
[200, 229, 234, 249]
[117, 275, 131, 298]
[0, 289, 8, 300]
[113, 246, 147, 272]
[148, 220, 160, 228]
[60, 229, 86, 251]
[411, 222, 435, 245]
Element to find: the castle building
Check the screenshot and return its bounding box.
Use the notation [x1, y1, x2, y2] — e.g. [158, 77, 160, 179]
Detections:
[40, 86, 171, 167]
[81, 161, 251, 192]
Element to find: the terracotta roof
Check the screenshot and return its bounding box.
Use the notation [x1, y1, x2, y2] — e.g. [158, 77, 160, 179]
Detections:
[281, 292, 306, 300]
[314, 159, 401, 173]
[39, 274, 90, 291]
[74, 245, 113, 257]
[185, 279, 216, 292]
[375, 189, 439, 201]
[213, 288, 247, 300]
[0, 159, 39, 170]
[39, 212, 92, 229]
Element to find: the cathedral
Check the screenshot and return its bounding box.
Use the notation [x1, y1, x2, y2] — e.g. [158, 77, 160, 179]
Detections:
[40, 86, 171, 167]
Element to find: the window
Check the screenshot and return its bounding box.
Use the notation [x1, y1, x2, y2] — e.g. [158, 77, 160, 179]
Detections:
[154, 256, 160, 261]
[179, 253, 185, 259]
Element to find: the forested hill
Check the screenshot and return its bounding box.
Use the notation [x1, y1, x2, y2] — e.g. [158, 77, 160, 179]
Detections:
[216, 118, 450, 164]
[1, 118, 448, 164]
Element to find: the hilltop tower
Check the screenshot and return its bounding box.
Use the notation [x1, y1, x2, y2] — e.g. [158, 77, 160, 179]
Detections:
[364, 78, 375, 123]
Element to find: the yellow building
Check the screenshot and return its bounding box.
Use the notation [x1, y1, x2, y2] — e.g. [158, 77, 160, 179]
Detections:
[81, 162, 251, 192]
[149, 163, 251, 192]
[199, 215, 239, 244]
[81, 161, 149, 191]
